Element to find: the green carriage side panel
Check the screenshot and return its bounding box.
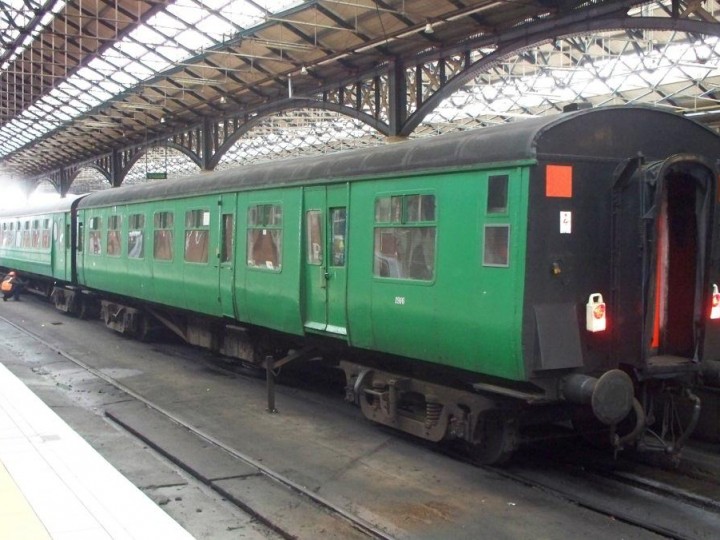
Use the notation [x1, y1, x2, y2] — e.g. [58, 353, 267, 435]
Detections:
[53, 212, 69, 282]
[177, 195, 221, 316]
[145, 202, 181, 308]
[233, 193, 249, 323]
[239, 188, 303, 335]
[79, 197, 225, 318]
[0, 210, 60, 279]
[125, 203, 155, 305]
[218, 193, 238, 319]
[79, 205, 130, 295]
[346, 166, 529, 381]
[77, 203, 151, 302]
[301, 184, 349, 337]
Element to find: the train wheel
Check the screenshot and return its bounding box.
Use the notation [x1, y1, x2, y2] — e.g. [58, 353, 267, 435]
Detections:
[134, 315, 152, 342]
[77, 297, 90, 320]
[467, 412, 518, 465]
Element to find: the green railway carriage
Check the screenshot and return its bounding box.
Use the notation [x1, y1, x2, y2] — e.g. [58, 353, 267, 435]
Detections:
[71, 125, 536, 385]
[34, 105, 720, 461]
[0, 198, 76, 288]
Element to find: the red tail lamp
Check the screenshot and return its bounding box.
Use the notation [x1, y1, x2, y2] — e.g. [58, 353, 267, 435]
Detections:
[586, 293, 607, 332]
[711, 284, 720, 320]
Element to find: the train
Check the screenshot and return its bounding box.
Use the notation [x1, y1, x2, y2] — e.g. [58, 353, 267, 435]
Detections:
[2, 105, 719, 464]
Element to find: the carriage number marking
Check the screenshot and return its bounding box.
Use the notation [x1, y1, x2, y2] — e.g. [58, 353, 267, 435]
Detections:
[395, 296, 405, 305]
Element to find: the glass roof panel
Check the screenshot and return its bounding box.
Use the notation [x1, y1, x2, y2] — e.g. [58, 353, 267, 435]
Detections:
[0, 0, 311, 158]
[168, 0, 207, 25]
[116, 41, 150, 59]
[125, 61, 155, 80]
[110, 71, 140, 86]
[97, 81, 124, 95]
[76, 66, 104, 82]
[154, 46, 189, 63]
[149, 13, 188, 36]
[105, 54, 132, 69]
[140, 52, 174, 72]
[195, 15, 237, 37]
[72, 78, 92, 91]
[175, 28, 216, 49]
[133, 24, 176, 46]
[0, 0, 62, 62]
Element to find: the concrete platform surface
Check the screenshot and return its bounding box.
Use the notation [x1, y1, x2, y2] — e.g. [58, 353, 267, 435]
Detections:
[0, 362, 194, 540]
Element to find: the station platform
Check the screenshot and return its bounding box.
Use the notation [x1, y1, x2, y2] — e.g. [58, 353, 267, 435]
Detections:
[0, 362, 194, 540]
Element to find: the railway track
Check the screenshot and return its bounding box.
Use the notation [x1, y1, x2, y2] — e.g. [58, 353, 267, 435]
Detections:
[490, 451, 720, 539]
[0, 314, 392, 540]
[6, 304, 720, 539]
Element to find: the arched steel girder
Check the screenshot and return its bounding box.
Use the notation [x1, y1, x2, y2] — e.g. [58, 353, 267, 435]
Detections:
[400, 16, 720, 136]
[48, 9, 720, 190]
[31, 176, 54, 197]
[49, 167, 77, 197]
[65, 162, 113, 195]
[72, 164, 110, 183]
[87, 156, 113, 183]
[206, 100, 385, 170]
[63, 126, 204, 190]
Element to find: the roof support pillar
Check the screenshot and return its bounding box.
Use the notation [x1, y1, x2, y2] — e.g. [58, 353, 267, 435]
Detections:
[55, 169, 70, 197]
[388, 59, 407, 137]
[110, 149, 123, 188]
[202, 117, 213, 171]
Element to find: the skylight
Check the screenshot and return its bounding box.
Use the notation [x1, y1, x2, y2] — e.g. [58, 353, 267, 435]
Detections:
[0, 0, 307, 158]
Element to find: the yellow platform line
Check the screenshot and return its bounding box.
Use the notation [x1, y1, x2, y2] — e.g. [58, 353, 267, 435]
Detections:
[0, 461, 50, 540]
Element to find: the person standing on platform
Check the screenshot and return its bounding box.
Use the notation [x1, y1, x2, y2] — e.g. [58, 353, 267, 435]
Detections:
[1, 271, 24, 301]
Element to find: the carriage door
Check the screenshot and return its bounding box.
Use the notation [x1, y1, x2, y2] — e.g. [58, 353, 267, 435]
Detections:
[648, 158, 714, 360]
[217, 194, 237, 318]
[53, 216, 66, 281]
[303, 185, 348, 336]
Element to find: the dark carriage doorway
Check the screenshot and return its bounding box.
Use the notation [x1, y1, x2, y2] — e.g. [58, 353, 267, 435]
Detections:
[649, 158, 714, 360]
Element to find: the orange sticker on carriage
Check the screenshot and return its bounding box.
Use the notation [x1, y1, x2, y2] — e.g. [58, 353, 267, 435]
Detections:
[546, 164, 573, 198]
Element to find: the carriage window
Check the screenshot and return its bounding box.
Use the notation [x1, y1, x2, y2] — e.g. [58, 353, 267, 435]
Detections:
[373, 194, 436, 280]
[15, 222, 22, 248]
[406, 195, 436, 222]
[184, 209, 210, 263]
[128, 214, 145, 259]
[41, 219, 50, 249]
[54, 220, 63, 248]
[107, 215, 121, 256]
[331, 208, 346, 267]
[77, 222, 83, 252]
[487, 175, 509, 214]
[31, 220, 40, 248]
[2, 222, 10, 248]
[247, 204, 282, 270]
[153, 211, 174, 261]
[221, 214, 233, 263]
[375, 196, 402, 223]
[89, 217, 102, 255]
[22, 221, 30, 248]
[306, 211, 323, 265]
[483, 225, 510, 267]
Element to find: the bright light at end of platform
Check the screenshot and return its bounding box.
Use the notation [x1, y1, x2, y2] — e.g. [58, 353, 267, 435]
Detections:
[0, 183, 28, 210]
[0, 183, 62, 210]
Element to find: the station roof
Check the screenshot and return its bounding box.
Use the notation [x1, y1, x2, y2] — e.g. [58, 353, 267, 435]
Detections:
[2, 1, 720, 183]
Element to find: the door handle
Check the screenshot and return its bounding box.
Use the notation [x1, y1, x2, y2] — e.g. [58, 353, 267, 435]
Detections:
[321, 267, 328, 289]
